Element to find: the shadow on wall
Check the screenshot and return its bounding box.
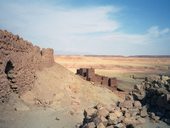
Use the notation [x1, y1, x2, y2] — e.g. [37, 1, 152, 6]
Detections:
[4, 60, 18, 93]
[5, 60, 14, 79]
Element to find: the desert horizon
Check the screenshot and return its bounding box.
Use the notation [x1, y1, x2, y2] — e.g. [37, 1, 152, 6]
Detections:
[1, 0, 170, 128]
[0, 29, 170, 128]
[55, 54, 170, 57]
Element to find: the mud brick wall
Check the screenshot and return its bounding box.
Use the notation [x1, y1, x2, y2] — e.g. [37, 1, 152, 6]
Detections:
[94, 74, 103, 84]
[101, 76, 109, 85]
[109, 78, 117, 90]
[0, 30, 55, 102]
[87, 68, 95, 81]
[76, 68, 117, 90]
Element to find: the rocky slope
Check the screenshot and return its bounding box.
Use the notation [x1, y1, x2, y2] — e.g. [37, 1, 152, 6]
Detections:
[79, 76, 170, 128]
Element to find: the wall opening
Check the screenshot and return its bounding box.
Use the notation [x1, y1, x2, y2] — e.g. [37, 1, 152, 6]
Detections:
[5, 60, 14, 80]
[40, 50, 43, 56]
[108, 79, 111, 87]
[5, 60, 18, 93]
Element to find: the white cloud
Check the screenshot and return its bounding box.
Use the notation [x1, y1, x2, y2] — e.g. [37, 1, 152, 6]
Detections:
[147, 26, 170, 37]
[0, 2, 170, 55]
[4, 4, 120, 34]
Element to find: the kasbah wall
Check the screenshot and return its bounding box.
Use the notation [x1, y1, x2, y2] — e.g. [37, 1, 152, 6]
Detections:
[0, 30, 55, 102]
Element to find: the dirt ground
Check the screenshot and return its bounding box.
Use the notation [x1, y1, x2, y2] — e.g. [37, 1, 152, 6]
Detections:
[1, 56, 170, 128]
[0, 63, 120, 128]
[1, 95, 169, 128]
[0, 94, 82, 128]
[55, 55, 170, 91]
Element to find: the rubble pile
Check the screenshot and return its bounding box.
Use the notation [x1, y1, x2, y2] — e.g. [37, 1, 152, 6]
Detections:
[80, 75, 170, 128]
[132, 75, 170, 124]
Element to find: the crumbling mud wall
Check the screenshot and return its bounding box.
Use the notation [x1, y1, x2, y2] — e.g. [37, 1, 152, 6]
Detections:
[0, 30, 55, 102]
[76, 68, 117, 90]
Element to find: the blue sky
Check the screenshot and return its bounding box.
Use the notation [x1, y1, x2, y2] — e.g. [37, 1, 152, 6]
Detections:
[0, 0, 170, 55]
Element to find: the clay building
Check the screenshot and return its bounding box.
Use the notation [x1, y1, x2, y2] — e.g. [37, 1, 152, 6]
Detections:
[76, 68, 117, 90]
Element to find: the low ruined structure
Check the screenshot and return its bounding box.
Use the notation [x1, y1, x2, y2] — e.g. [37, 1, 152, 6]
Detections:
[0, 30, 55, 102]
[76, 68, 117, 90]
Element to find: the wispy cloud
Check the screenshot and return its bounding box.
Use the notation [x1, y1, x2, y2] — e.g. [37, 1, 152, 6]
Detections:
[147, 26, 170, 37]
[0, 1, 170, 55]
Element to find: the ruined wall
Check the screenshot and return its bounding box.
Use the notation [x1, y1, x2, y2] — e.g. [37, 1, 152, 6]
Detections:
[86, 68, 95, 81]
[76, 68, 117, 90]
[41, 48, 54, 68]
[0, 30, 55, 102]
[109, 78, 117, 89]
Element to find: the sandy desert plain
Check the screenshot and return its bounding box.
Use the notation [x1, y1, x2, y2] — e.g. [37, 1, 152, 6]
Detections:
[1, 30, 170, 128]
[55, 55, 170, 91]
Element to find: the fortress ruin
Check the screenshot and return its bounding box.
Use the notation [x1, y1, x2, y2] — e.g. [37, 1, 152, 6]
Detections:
[76, 68, 117, 90]
[0, 30, 55, 102]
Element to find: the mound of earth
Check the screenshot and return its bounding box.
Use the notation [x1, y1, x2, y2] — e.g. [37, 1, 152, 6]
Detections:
[21, 63, 120, 112]
[0, 30, 120, 128]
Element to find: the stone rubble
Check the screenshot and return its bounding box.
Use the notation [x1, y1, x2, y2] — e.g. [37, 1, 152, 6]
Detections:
[80, 75, 170, 128]
[80, 100, 146, 128]
[132, 75, 170, 124]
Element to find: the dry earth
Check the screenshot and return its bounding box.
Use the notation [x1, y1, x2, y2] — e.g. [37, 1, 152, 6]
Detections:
[1, 30, 170, 128]
[0, 63, 120, 128]
[55, 55, 170, 91]
[22, 63, 120, 109]
[0, 30, 121, 128]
